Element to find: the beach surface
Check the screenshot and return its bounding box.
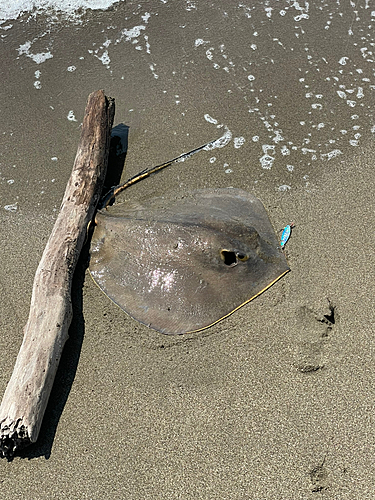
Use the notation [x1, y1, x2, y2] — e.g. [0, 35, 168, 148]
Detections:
[0, 1, 374, 498]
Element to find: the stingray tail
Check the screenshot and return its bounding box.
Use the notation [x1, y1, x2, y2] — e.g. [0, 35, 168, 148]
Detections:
[99, 138, 221, 208]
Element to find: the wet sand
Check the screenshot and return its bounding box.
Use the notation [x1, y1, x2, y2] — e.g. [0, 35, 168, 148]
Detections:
[1, 2, 375, 498]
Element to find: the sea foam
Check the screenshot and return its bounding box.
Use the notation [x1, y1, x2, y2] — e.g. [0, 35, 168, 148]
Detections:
[0, 0, 119, 23]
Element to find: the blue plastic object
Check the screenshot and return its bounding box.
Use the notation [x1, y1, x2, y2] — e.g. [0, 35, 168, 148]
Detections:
[280, 223, 294, 249]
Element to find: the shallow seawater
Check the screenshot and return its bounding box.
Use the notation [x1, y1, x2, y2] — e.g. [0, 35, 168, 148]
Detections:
[0, 0, 374, 214]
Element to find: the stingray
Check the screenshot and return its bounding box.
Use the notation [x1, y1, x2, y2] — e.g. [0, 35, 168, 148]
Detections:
[89, 187, 289, 334]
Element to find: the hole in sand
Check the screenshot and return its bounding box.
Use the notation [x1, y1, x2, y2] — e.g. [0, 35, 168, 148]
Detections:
[323, 299, 335, 325]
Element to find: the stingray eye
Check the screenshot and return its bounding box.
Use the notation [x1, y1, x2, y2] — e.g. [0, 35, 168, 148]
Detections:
[220, 249, 238, 267]
[236, 252, 249, 262]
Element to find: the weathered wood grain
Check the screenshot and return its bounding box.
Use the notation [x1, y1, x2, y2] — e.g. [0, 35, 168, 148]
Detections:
[0, 90, 115, 459]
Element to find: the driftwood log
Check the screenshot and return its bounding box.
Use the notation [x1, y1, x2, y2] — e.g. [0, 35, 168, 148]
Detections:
[0, 90, 115, 459]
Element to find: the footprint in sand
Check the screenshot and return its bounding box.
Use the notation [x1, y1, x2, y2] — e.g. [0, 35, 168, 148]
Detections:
[294, 299, 337, 373]
[310, 460, 329, 492]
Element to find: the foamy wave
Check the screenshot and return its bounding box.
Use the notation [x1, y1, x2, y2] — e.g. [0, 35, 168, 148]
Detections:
[0, 0, 119, 23]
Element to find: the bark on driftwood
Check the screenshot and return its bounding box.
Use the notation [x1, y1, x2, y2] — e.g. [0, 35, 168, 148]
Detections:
[0, 90, 115, 459]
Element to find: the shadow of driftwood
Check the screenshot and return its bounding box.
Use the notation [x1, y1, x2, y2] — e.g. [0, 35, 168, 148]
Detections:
[17, 124, 129, 460]
[104, 123, 129, 193]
